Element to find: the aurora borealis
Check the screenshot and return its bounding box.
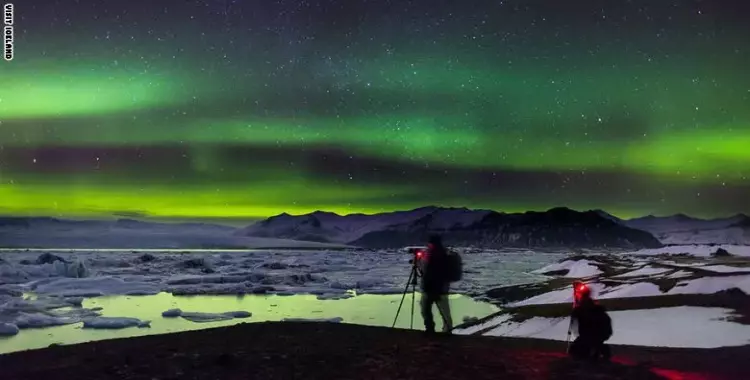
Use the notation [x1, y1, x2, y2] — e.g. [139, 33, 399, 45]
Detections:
[1, 0, 749, 219]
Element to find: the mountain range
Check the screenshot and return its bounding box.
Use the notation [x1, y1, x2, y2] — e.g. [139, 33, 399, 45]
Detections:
[236, 207, 664, 249]
[2, 208, 748, 249]
[619, 213, 750, 245]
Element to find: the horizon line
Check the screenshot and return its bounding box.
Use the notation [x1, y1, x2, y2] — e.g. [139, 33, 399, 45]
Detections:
[1, 205, 747, 223]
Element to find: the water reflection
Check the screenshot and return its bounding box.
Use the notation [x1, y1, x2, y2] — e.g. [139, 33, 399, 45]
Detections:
[0, 292, 499, 354]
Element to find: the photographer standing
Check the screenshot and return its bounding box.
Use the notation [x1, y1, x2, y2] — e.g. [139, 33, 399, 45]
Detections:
[418, 234, 454, 334]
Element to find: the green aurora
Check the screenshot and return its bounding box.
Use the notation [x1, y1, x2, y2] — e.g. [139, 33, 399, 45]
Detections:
[1, 1, 748, 219]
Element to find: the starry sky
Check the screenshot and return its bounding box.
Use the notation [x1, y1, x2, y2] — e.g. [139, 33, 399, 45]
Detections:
[1, 0, 749, 220]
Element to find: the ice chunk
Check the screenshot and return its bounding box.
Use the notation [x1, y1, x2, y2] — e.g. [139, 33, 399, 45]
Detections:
[223, 311, 251, 318]
[162, 308, 182, 317]
[316, 293, 354, 300]
[36, 253, 67, 265]
[82, 317, 151, 329]
[282, 317, 343, 323]
[179, 311, 252, 323]
[14, 313, 79, 328]
[64, 297, 84, 306]
[32, 276, 161, 297]
[0, 323, 20, 336]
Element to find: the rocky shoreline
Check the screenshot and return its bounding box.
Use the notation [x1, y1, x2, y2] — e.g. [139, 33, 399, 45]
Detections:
[2, 322, 747, 380]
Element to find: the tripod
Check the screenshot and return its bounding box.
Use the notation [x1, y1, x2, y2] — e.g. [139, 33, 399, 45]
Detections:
[392, 261, 420, 329]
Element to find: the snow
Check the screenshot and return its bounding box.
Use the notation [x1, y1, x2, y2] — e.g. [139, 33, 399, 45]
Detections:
[666, 270, 693, 279]
[82, 317, 151, 329]
[700, 265, 750, 273]
[510, 283, 607, 307]
[655, 228, 750, 245]
[613, 266, 672, 278]
[458, 307, 750, 348]
[666, 275, 750, 295]
[599, 282, 663, 299]
[623, 245, 750, 258]
[237, 208, 443, 243]
[455, 314, 512, 335]
[624, 214, 750, 245]
[531, 259, 602, 278]
[282, 317, 343, 323]
[236, 207, 497, 244]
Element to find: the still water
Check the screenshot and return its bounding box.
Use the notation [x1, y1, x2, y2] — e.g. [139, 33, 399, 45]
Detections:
[0, 292, 499, 354]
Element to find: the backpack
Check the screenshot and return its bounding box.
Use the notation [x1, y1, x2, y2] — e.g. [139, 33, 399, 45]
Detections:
[445, 250, 463, 282]
[591, 305, 613, 340]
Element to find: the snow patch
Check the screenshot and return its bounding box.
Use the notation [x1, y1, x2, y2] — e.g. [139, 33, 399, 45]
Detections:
[510, 283, 607, 306]
[625, 245, 750, 258]
[667, 275, 750, 295]
[532, 260, 602, 278]
[700, 265, 750, 273]
[613, 266, 672, 278]
[463, 307, 750, 348]
[599, 282, 663, 299]
[666, 270, 694, 279]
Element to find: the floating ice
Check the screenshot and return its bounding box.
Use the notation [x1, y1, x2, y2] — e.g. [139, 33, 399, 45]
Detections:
[30, 276, 161, 297]
[161, 308, 182, 317]
[82, 317, 151, 329]
[0, 323, 20, 336]
[282, 317, 343, 323]
[175, 311, 252, 323]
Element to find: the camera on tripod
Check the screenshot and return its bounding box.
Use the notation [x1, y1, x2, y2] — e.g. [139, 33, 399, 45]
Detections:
[402, 246, 426, 264]
[392, 246, 427, 329]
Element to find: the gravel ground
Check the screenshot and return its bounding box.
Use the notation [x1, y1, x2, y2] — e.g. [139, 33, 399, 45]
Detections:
[0, 322, 747, 380]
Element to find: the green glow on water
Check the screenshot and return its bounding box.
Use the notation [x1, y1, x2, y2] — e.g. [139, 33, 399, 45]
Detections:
[0, 293, 499, 354]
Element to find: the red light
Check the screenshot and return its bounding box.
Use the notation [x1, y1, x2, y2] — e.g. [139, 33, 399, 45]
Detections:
[416, 250, 424, 259]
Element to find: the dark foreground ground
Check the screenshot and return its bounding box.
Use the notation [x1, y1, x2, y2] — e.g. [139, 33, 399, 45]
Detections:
[1, 322, 748, 380]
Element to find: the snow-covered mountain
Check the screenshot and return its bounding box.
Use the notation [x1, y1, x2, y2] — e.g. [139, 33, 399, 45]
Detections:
[238, 207, 663, 249]
[623, 214, 750, 245]
[0, 217, 348, 249]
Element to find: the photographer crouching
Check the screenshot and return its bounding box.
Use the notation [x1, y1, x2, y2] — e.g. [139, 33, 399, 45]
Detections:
[417, 234, 456, 335]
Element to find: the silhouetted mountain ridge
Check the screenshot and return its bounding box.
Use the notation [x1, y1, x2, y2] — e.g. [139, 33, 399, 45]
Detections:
[239, 206, 662, 249]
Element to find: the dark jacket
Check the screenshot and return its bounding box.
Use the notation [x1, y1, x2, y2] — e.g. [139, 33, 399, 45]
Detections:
[420, 245, 450, 295]
[572, 298, 612, 341]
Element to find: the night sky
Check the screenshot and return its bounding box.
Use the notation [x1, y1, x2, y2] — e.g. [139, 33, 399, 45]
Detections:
[1, 0, 749, 220]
